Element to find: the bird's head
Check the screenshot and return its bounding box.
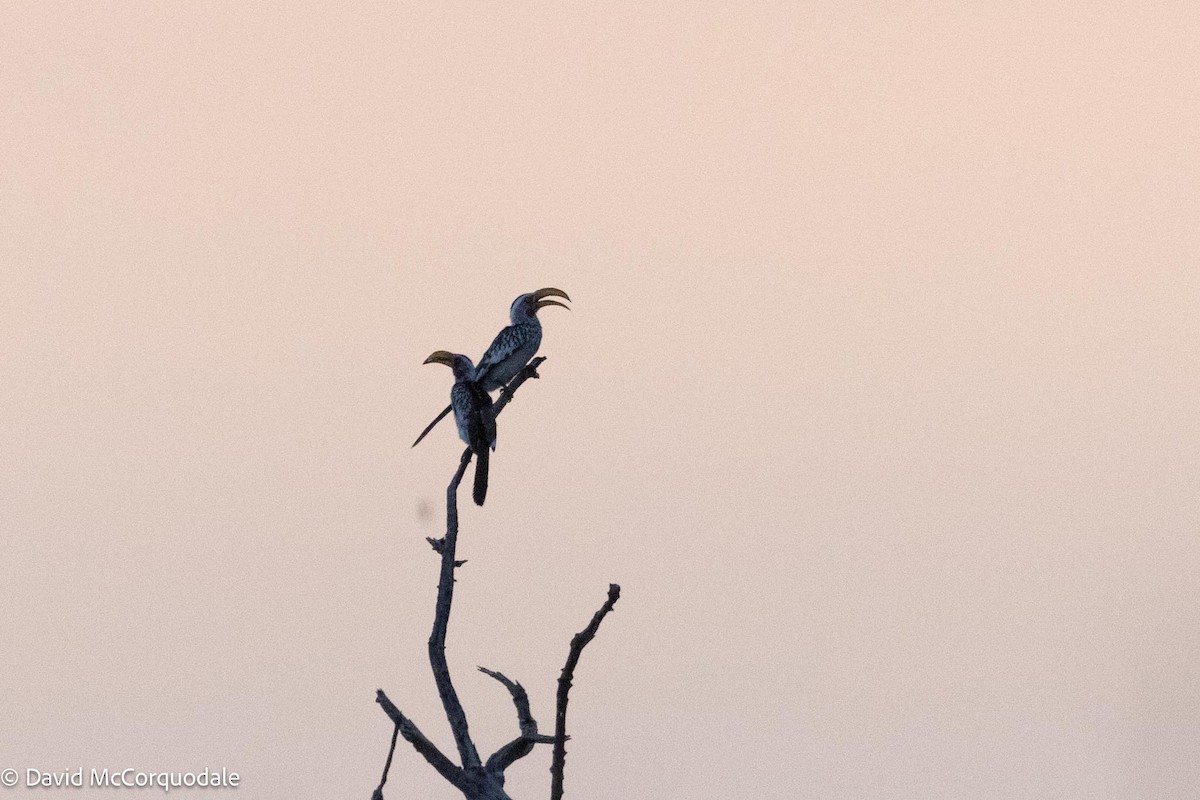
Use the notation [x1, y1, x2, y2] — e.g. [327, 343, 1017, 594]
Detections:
[423, 350, 476, 381]
[510, 287, 571, 321]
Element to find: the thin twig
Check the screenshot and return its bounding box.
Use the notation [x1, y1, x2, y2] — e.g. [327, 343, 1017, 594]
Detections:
[370, 722, 400, 800]
[550, 584, 622, 800]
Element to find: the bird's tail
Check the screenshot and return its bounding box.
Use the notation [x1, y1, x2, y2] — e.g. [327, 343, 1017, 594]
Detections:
[472, 447, 489, 506]
[412, 404, 454, 448]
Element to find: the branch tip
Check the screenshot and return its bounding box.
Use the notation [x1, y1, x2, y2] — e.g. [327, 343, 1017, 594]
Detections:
[551, 583, 622, 800]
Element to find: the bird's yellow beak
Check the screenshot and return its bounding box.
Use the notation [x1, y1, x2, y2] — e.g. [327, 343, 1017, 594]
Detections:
[532, 287, 571, 311]
[423, 350, 455, 367]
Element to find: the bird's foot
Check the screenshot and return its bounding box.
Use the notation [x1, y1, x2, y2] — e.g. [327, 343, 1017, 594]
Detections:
[523, 356, 546, 381]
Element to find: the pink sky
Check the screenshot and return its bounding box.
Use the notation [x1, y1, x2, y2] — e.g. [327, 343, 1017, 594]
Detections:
[2, 2, 1198, 797]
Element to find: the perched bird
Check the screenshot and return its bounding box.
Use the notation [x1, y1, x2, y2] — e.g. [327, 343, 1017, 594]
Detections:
[412, 288, 570, 447]
[423, 351, 497, 505]
[474, 287, 571, 391]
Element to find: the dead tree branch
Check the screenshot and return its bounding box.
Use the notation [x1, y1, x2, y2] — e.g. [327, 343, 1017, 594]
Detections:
[479, 667, 559, 775]
[370, 722, 400, 800]
[551, 583, 622, 800]
[430, 447, 481, 768]
[374, 357, 549, 799]
[375, 690, 468, 792]
[425, 357, 547, 772]
[375, 355, 620, 798]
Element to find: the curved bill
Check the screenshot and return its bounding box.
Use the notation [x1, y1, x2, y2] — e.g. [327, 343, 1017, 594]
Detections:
[532, 287, 571, 303]
[532, 287, 571, 311]
[423, 350, 456, 366]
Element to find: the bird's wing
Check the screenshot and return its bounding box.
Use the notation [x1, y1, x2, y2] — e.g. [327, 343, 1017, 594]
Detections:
[475, 324, 526, 382]
[472, 384, 497, 450]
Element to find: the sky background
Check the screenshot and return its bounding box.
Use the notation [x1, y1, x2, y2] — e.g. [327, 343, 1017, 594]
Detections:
[2, 2, 1198, 798]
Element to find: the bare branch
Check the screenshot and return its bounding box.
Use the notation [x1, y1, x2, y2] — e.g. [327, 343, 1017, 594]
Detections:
[493, 356, 545, 416]
[428, 448, 481, 768]
[479, 666, 557, 774]
[478, 667, 537, 737]
[382, 358, 552, 780]
[376, 356, 570, 800]
[375, 690, 467, 792]
[425, 358, 550, 770]
[550, 584, 622, 800]
[370, 722, 400, 800]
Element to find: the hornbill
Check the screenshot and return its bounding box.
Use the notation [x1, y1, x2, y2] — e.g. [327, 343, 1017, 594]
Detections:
[412, 288, 570, 447]
[423, 350, 497, 506]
